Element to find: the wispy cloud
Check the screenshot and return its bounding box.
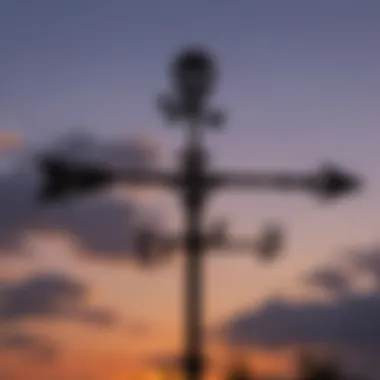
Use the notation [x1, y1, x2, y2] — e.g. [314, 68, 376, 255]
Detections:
[304, 266, 352, 296]
[349, 245, 380, 287]
[220, 244, 380, 377]
[0, 330, 57, 362]
[0, 272, 118, 327]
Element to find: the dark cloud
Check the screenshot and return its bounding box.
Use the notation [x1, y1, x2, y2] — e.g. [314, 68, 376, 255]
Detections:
[223, 246, 380, 354]
[0, 273, 118, 327]
[0, 130, 162, 260]
[220, 246, 380, 379]
[0, 331, 57, 361]
[0, 165, 38, 252]
[350, 246, 380, 285]
[43, 130, 158, 170]
[222, 292, 380, 350]
[304, 267, 352, 296]
[35, 196, 138, 259]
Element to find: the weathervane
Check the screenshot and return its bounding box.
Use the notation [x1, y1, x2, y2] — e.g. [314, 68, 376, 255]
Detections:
[38, 46, 362, 380]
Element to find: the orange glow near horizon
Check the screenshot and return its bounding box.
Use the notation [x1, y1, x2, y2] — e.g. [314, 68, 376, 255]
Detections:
[0, 340, 299, 380]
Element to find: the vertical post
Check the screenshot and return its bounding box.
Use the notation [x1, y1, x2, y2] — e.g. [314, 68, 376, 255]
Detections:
[183, 125, 206, 380]
[184, 194, 203, 380]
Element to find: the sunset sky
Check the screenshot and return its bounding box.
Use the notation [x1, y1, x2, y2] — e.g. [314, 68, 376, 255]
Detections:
[1, 1, 380, 379]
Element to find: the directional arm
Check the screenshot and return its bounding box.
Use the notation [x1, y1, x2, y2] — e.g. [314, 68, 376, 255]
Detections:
[209, 165, 362, 199]
[117, 169, 179, 187]
[133, 222, 284, 267]
[209, 170, 313, 190]
[38, 155, 179, 202]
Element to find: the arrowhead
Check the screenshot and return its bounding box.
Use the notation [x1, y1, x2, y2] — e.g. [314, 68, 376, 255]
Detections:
[316, 165, 362, 199]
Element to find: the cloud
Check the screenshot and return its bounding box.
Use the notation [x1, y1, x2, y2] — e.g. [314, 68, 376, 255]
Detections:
[41, 130, 159, 171]
[33, 196, 138, 258]
[0, 273, 118, 327]
[304, 267, 352, 296]
[222, 246, 380, 353]
[0, 130, 162, 260]
[350, 246, 380, 286]
[0, 331, 57, 361]
[0, 165, 38, 252]
[222, 292, 380, 351]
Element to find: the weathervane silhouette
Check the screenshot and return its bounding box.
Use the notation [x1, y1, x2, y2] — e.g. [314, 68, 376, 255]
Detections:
[38, 46, 362, 380]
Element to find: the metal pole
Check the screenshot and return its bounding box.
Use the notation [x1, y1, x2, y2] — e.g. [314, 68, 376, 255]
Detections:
[183, 122, 206, 380]
[184, 194, 203, 380]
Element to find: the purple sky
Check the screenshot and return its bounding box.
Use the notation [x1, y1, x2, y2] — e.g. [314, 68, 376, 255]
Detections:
[0, 0, 379, 366]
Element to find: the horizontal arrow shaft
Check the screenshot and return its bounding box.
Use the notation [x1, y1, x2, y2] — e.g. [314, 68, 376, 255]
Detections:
[114, 169, 315, 190]
[208, 171, 315, 191]
[116, 169, 178, 187]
